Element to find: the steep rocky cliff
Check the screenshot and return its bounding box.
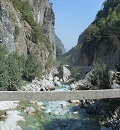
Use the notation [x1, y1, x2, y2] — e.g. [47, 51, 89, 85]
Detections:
[55, 34, 66, 54]
[0, 0, 56, 68]
[65, 0, 120, 69]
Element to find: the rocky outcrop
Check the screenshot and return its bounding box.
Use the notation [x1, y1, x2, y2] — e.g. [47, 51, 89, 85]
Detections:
[64, 0, 120, 69]
[0, 0, 56, 67]
[27, 0, 56, 59]
[55, 34, 66, 54]
[59, 66, 71, 82]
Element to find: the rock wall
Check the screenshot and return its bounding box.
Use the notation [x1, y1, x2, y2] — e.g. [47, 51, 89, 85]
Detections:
[27, 0, 56, 59]
[0, 0, 56, 63]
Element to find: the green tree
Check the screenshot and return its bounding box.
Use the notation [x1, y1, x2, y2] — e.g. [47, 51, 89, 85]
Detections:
[89, 61, 111, 89]
[0, 45, 8, 90]
[23, 54, 42, 82]
[7, 53, 22, 91]
[56, 46, 62, 61]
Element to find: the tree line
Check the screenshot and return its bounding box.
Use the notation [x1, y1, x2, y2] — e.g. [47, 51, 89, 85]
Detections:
[0, 44, 42, 91]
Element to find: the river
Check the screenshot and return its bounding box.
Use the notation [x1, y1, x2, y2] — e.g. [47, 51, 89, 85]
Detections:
[18, 84, 101, 130]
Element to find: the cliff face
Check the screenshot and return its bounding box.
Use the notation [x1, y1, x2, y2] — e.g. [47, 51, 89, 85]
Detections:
[28, 0, 56, 59]
[0, 0, 56, 66]
[55, 34, 66, 54]
[64, 0, 120, 69]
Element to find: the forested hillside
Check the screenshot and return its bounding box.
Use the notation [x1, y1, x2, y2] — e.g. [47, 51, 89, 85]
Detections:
[65, 0, 120, 68]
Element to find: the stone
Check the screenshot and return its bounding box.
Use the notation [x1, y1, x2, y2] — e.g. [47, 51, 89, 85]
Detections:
[0, 121, 4, 127]
[28, 107, 36, 114]
[13, 126, 22, 130]
[48, 73, 53, 81]
[54, 81, 62, 87]
[54, 76, 59, 82]
[61, 66, 71, 82]
[70, 100, 80, 104]
[111, 83, 120, 89]
[73, 111, 78, 114]
[37, 101, 44, 106]
[40, 106, 46, 110]
[48, 112, 54, 115]
[70, 83, 77, 90]
[60, 79, 63, 82]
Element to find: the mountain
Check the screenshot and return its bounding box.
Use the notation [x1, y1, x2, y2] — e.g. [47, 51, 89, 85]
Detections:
[0, 0, 56, 68]
[64, 0, 120, 69]
[55, 34, 66, 54]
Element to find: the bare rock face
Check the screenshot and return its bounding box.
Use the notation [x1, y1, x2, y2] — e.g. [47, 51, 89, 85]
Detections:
[59, 66, 71, 82]
[27, 0, 56, 59]
[0, 0, 27, 55]
[0, 0, 56, 64]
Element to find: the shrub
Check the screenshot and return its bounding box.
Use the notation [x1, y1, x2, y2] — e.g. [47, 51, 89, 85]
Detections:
[23, 54, 42, 82]
[14, 25, 20, 41]
[71, 67, 80, 81]
[0, 45, 8, 90]
[7, 53, 22, 90]
[88, 61, 111, 89]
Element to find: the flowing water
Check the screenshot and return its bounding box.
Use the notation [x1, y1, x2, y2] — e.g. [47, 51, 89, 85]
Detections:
[18, 85, 101, 130]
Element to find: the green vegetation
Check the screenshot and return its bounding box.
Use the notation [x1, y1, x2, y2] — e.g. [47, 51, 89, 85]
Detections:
[88, 61, 111, 89]
[71, 67, 80, 81]
[14, 25, 20, 41]
[56, 46, 62, 61]
[65, 0, 120, 66]
[7, 53, 23, 90]
[0, 44, 43, 90]
[23, 54, 42, 82]
[45, 55, 55, 74]
[0, 45, 9, 90]
[0, 45, 23, 90]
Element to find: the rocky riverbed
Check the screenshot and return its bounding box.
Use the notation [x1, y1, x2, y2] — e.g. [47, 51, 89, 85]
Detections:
[0, 67, 119, 130]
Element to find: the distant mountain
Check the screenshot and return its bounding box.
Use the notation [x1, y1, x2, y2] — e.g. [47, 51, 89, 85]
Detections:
[55, 34, 66, 54]
[64, 0, 120, 69]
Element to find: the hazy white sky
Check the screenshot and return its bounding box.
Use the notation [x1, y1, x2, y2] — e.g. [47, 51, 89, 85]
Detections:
[50, 0, 105, 51]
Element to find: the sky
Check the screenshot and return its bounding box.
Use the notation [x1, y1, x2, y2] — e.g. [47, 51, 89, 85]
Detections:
[50, 0, 105, 52]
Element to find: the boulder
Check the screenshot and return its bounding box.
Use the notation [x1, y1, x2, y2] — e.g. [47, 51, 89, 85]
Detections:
[13, 126, 22, 130]
[61, 66, 71, 82]
[37, 101, 44, 106]
[111, 82, 120, 89]
[54, 81, 62, 87]
[54, 76, 59, 82]
[70, 100, 80, 104]
[28, 107, 36, 114]
[70, 83, 77, 90]
[48, 73, 53, 81]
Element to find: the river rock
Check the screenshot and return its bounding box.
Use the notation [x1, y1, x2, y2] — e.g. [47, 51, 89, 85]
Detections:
[28, 107, 36, 114]
[60, 66, 71, 82]
[13, 126, 22, 130]
[70, 83, 77, 90]
[54, 81, 62, 87]
[37, 101, 44, 106]
[70, 100, 80, 104]
[111, 82, 120, 89]
[0, 121, 4, 127]
[40, 106, 46, 110]
[48, 73, 54, 81]
[73, 111, 78, 114]
[49, 111, 54, 115]
[54, 76, 59, 82]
